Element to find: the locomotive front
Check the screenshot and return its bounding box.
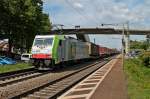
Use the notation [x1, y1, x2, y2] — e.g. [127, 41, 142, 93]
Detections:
[31, 35, 54, 70]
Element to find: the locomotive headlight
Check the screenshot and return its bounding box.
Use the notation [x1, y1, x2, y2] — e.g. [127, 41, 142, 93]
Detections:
[44, 60, 51, 66]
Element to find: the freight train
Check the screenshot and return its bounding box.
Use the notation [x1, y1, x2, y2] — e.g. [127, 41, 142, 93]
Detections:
[30, 35, 118, 70]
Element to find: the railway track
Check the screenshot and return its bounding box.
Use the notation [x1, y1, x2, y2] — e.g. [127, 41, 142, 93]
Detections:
[0, 56, 116, 99]
[0, 60, 99, 87]
[11, 57, 114, 99]
[0, 68, 49, 87]
[0, 67, 35, 79]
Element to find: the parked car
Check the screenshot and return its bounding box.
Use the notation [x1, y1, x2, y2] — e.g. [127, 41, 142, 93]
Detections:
[21, 53, 31, 62]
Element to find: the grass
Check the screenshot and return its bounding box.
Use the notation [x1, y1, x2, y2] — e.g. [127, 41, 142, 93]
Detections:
[124, 58, 150, 99]
[0, 63, 32, 73]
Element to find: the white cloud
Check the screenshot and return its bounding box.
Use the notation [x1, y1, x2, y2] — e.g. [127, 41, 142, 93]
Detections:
[44, 0, 150, 29]
[43, 0, 147, 48]
[73, 2, 84, 9]
[43, 0, 150, 29]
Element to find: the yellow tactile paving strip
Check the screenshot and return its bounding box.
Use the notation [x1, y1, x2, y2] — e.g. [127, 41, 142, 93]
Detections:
[58, 55, 121, 99]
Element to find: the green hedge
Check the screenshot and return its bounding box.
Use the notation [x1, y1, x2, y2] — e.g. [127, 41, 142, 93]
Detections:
[140, 51, 150, 67]
[124, 58, 150, 99]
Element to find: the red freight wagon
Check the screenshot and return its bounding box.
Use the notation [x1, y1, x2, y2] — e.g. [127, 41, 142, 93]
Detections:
[99, 45, 119, 58]
[99, 46, 106, 57]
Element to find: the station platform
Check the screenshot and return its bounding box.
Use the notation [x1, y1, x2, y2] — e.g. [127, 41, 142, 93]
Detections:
[58, 55, 128, 99]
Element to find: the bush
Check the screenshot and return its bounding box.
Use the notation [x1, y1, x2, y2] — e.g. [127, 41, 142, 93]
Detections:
[140, 51, 150, 67]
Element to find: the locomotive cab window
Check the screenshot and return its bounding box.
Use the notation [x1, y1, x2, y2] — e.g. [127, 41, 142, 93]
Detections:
[34, 38, 53, 46]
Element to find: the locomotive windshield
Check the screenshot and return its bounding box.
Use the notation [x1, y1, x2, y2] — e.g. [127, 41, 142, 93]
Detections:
[34, 38, 53, 46]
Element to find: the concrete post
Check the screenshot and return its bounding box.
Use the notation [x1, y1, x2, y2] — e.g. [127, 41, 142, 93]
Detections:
[125, 22, 130, 55]
[125, 31, 130, 54]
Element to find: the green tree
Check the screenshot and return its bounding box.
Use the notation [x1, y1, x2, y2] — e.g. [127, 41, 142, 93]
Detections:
[0, 0, 51, 54]
[130, 40, 149, 50]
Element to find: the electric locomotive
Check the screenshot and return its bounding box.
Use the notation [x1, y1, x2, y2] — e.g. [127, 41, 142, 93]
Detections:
[30, 35, 91, 70]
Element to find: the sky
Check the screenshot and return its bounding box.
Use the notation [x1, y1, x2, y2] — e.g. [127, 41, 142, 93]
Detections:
[42, 0, 148, 49]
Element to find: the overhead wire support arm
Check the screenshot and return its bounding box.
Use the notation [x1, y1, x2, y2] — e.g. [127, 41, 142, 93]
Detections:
[51, 24, 65, 34]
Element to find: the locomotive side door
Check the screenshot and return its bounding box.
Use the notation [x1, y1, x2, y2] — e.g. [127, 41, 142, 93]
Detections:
[58, 40, 65, 62]
[61, 40, 65, 62]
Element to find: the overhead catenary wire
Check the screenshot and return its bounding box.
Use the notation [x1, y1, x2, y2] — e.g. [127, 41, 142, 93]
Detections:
[89, 0, 103, 24]
[64, 0, 100, 26]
